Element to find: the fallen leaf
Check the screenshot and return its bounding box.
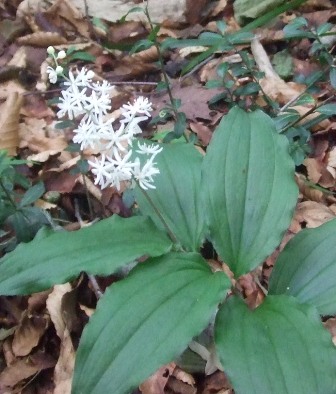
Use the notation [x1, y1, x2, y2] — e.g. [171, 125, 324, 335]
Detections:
[0, 91, 23, 155]
[0, 351, 56, 390]
[294, 201, 336, 228]
[12, 315, 49, 357]
[190, 122, 212, 146]
[139, 363, 175, 394]
[46, 284, 75, 394]
[202, 371, 232, 394]
[296, 174, 324, 203]
[18, 118, 68, 160]
[16, 31, 67, 46]
[304, 158, 323, 183]
[153, 84, 222, 121]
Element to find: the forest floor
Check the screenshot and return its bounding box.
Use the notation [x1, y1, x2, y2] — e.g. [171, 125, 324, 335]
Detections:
[1, 0, 336, 393]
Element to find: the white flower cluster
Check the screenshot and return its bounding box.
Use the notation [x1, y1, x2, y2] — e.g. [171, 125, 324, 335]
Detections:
[46, 47, 162, 190]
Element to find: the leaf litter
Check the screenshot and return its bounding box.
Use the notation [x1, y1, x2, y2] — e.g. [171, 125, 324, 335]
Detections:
[0, 0, 336, 392]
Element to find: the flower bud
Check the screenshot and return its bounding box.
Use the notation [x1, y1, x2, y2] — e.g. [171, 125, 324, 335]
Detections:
[57, 50, 66, 60]
[47, 46, 55, 55]
[87, 70, 95, 79]
[55, 65, 64, 74]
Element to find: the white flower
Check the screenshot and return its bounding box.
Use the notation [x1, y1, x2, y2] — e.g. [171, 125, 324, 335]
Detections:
[133, 156, 160, 190]
[64, 68, 94, 90]
[88, 150, 135, 190]
[57, 89, 86, 119]
[84, 90, 111, 117]
[47, 66, 63, 84]
[121, 115, 149, 136]
[136, 141, 162, 156]
[73, 117, 101, 150]
[122, 97, 152, 117]
[46, 48, 159, 191]
[92, 80, 114, 96]
[88, 154, 113, 189]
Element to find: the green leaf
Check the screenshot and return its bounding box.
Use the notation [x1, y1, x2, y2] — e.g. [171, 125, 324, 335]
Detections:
[0, 215, 172, 295]
[73, 252, 230, 394]
[215, 295, 336, 394]
[269, 218, 336, 315]
[316, 103, 336, 116]
[6, 206, 50, 242]
[135, 143, 205, 251]
[272, 49, 293, 79]
[19, 181, 45, 207]
[202, 106, 298, 277]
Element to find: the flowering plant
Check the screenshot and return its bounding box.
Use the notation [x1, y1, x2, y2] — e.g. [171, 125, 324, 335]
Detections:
[47, 46, 162, 191]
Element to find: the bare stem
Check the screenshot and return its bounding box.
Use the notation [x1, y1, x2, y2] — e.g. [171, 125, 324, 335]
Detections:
[138, 183, 179, 245]
[144, 6, 188, 142]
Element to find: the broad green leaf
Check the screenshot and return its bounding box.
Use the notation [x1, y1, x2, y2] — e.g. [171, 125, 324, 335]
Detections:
[316, 103, 336, 116]
[215, 295, 336, 394]
[202, 106, 298, 277]
[72, 252, 230, 394]
[135, 143, 205, 251]
[0, 215, 172, 295]
[269, 218, 336, 315]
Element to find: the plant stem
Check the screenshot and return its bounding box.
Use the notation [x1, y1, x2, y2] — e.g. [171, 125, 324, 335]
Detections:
[280, 95, 335, 133]
[138, 184, 179, 245]
[0, 180, 17, 210]
[144, 6, 189, 142]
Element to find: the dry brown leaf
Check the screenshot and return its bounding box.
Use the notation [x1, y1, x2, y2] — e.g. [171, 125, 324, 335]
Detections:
[324, 318, 336, 346]
[139, 363, 175, 394]
[190, 122, 212, 146]
[19, 118, 68, 160]
[130, 46, 159, 64]
[108, 20, 147, 44]
[16, 31, 67, 46]
[296, 173, 324, 202]
[0, 352, 56, 390]
[304, 158, 323, 183]
[0, 92, 23, 156]
[166, 375, 197, 394]
[46, 0, 90, 38]
[153, 85, 221, 122]
[46, 284, 75, 394]
[202, 371, 232, 394]
[210, 0, 228, 16]
[294, 201, 335, 228]
[12, 315, 49, 357]
[172, 366, 195, 385]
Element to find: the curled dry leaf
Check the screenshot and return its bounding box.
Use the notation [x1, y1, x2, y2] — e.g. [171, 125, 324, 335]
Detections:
[130, 46, 159, 64]
[294, 200, 336, 228]
[304, 157, 323, 183]
[45, 0, 90, 38]
[12, 315, 49, 357]
[19, 118, 68, 161]
[46, 284, 75, 394]
[296, 173, 324, 203]
[0, 351, 56, 391]
[16, 31, 67, 46]
[139, 363, 175, 394]
[0, 91, 23, 156]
